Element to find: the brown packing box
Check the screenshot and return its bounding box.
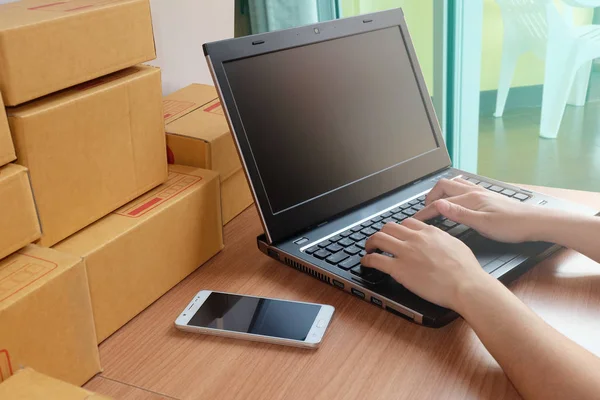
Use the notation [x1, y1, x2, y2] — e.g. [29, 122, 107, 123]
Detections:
[0, 0, 156, 106]
[164, 84, 253, 224]
[0, 94, 15, 166]
[55, 165, 223, 343]
[8, 65, 168, 246]
[0, 368, 112, 400]
[0, 164, 41, 260]
[0, 245, 101, 386]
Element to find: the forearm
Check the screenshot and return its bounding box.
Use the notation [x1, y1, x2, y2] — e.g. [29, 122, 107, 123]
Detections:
[456, 275, 600, 400]
[529, 210, 600, 263]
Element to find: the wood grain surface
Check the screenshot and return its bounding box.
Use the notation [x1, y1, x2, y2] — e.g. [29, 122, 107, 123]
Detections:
[85, 186, 600, 400]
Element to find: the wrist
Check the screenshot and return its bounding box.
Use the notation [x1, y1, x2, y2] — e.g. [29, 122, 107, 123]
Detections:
[452, 270, 504, 317]
[521, 206, 560, 242]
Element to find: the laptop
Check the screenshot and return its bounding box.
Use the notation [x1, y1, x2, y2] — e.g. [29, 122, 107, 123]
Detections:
[203, 8, 598, 327]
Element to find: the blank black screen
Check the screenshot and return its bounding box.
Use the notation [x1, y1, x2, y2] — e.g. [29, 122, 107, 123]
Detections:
[188, 293, 321, 341]
[224, 26, 438, 214]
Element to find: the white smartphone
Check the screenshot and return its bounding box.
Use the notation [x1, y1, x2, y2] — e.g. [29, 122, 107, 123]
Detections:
[175, 290, 335, 349]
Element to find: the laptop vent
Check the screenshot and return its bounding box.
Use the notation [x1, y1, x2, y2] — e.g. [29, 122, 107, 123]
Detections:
[284, 258, 331, 284]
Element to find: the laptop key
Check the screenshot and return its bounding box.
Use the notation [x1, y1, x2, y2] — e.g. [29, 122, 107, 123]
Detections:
[318, 240, 331, 248]
[326, 243, 343, 253]
[442, 220, 457, 229]
[390, 207, 401, 214]
[351, 225, 363, 232]
[393, 213, 406, 222]
[326, 251, 349, 265]
[350, 233, 366, 241]
[467, 177, 480, 184]
[372, 222, 384, 230]
[514, 193, 529, 201]
[501, 189, 516, 197]
[371, 216, 383, 223]
[359, 250, 366, 257]
[383, 217, 395, 224]
[409, 199, 419, 206]
[478, 181, 492, 189]
[344, 246, 361, 256]
[356, 239, 367, 249]
[305, 245, 319, 255]
[340, 230, 353, 237]
[313, 249, 331, 259]
[489, 185, 503, 193]
[339, 255, 361, 270]
[329, 235, 342, 243]
[417, 195, 427, 202]
[338, 238, 355, 247]
[381, 212, 393, 218]
[400, 202, 412, 209]
[361, 221, 373, 228]
[402, 208, 417, 216]
[447, 224, 470, 237]
[361, 227, 377, 236]
[412, 204, 425, 211]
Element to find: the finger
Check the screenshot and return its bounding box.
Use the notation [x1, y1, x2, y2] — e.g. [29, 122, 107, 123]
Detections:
[416, 198, 486, 227]
[415, 192, 479, 221]
[365, 232, 405, 255]
[416, 190, 486, 221]
[380, 222, 420, 241]
[455, 177, 476, 186]
[401, 217, 429, 231]
[425, 179, 479, 205]
[436, 199, 486, 228]
[361, 253, 398, 276]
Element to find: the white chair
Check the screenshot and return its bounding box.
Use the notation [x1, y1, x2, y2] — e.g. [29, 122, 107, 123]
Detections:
[494, 0, 600, 139]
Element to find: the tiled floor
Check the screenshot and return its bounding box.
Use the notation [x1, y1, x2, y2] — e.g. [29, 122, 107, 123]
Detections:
[478, 72, 600, 193]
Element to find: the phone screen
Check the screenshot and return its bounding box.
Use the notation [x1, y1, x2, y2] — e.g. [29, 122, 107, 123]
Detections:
[187, 292, 322, 341]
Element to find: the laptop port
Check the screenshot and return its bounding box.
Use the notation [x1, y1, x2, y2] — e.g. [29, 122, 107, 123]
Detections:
[267, 249, 279, 260]
[332, 280, 344, 289]
[370, 297, 383, 307]
[351, 288, 365, 299]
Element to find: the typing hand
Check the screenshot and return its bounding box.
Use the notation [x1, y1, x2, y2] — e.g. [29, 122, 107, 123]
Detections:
[414, 178, 543, 243]
[361, 219, 486, 310]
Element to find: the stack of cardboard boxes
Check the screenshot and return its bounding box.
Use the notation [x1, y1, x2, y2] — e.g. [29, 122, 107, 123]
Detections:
[0, 0, 249, 396]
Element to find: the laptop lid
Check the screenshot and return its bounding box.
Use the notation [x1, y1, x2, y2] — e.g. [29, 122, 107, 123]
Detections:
[204, 8, 451, 244]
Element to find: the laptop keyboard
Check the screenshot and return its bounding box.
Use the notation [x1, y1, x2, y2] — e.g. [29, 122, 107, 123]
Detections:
[303, 177, 531, 285]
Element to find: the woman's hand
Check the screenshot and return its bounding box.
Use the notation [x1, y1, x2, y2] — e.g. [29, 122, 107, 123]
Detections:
[414, 178, 546, 243]
[360, 218, 492, 311]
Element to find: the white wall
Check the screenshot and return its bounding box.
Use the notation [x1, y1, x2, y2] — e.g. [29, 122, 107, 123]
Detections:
[147, 0, 234, 95]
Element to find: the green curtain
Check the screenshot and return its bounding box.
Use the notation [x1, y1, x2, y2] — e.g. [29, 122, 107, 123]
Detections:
[242, 0, 340, 34]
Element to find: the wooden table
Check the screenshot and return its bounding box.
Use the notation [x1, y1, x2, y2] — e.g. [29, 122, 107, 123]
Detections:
[84, 186, 600, 400]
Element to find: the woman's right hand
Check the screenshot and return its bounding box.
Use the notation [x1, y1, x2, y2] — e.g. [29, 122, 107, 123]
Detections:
[414, 178, 547, 243]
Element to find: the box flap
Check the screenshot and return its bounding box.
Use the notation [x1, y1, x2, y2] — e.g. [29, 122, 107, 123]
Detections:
[0, 0, 143, 30]
[0, 368, 109, 400]
[0, 164, 42, 259]
[54, 165, 219, 256]
[163, 83, 218, 124]
[0, 91, 15, 166]
[0, 245, 81, 310]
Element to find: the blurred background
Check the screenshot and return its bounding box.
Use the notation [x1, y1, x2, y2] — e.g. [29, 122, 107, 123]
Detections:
[151, 0, 600, 192]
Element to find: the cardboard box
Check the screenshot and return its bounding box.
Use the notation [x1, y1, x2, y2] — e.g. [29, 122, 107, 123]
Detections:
[55, 165, 223, 343]
[8, 65, 168, 246]
[0, 245, 101, 386]
[0, 93, 15, 166]
[164, 84, 253, 224]
[0, 368, 112, 400]
[0, 0, 156, 106]
[0, 164, 41, 260]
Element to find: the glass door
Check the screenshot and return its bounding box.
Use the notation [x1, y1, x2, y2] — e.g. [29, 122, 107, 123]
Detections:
[451, 0, 600, 191]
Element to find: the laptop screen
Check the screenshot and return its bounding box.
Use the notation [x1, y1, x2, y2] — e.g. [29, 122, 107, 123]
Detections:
[223, 26, 439, 215]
